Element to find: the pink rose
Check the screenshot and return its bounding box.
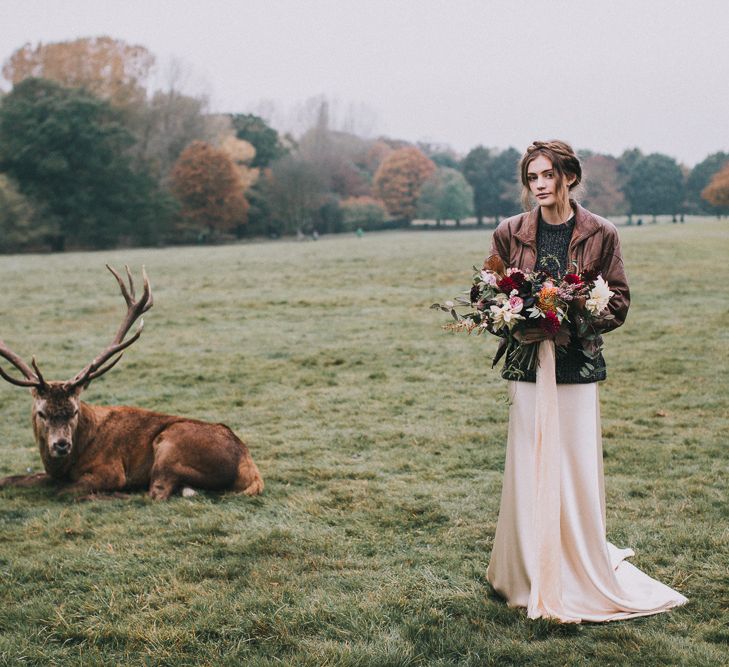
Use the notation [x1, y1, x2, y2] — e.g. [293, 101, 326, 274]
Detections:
[508, 296, 524, 313]
[480, 270, 498, 286]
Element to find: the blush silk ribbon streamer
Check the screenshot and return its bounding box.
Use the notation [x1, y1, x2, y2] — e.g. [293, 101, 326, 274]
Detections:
[526, 339, 579, 622]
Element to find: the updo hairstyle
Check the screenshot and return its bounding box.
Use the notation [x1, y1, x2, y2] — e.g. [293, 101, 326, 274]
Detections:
[519, 140, 583, 217]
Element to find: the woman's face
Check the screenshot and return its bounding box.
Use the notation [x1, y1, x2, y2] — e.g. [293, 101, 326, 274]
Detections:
[527, 155, 562, 208]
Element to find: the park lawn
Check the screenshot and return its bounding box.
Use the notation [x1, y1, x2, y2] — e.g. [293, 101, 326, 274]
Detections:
[0, 218, 727, 666]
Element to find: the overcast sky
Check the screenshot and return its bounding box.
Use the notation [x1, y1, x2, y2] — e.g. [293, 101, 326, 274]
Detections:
[1, 0, 726, 166]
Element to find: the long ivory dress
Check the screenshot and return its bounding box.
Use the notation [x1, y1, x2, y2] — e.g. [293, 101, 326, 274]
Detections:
[486, 341, 688, 623]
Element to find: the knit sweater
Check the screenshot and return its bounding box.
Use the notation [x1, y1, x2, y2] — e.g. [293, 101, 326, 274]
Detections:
[501, 214, 607, 384]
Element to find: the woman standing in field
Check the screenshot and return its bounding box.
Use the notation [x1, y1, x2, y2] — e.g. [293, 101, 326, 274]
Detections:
[485, 140, 688, 622]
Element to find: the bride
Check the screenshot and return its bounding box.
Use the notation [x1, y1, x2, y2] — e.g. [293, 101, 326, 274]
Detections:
[485, 140, 688, 622]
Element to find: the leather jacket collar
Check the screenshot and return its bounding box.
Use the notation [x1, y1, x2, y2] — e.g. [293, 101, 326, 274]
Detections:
[514, 200, 601, 252]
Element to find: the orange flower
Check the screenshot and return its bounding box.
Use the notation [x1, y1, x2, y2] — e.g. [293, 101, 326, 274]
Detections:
[536, 284, 560, 313]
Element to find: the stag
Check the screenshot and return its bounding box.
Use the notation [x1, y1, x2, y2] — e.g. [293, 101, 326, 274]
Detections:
[0, 266, 263, 500]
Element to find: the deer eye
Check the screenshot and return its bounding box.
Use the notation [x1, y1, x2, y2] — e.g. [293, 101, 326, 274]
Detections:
[37, 411, 46, 420]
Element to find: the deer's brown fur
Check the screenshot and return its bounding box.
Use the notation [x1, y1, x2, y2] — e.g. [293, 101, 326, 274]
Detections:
[0, 266, 263, 500]
[21, 389, 264, 499]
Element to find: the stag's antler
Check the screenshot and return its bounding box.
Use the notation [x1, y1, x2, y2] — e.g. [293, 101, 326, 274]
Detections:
[68, 265, 153, 388]
[0, 341, 47, 388]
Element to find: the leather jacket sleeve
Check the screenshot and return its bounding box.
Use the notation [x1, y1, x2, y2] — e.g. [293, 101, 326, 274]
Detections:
[490, 222, 511, 266]
[594, 226, 630, 333]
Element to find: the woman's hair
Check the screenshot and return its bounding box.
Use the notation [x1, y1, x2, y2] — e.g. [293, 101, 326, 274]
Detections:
[519, 140, 583, 218]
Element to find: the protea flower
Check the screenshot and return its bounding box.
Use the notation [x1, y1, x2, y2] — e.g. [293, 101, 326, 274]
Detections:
[536, 283, 560, 313]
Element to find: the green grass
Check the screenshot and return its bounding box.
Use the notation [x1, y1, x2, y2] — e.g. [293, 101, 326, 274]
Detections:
[0, 218, 727, 666]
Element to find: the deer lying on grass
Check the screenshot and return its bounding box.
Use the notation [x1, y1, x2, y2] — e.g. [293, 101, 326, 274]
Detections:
[0, 266, 263, 500]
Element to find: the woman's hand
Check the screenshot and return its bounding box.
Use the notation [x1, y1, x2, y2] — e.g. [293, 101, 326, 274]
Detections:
[514, 329, 550, 345]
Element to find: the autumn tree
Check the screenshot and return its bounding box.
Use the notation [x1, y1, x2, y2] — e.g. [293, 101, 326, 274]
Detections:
[687, 152, 729, 215]
[701, 162, 729, 209]
[372, 147, 436, 222]
[220, 135, 257, 184]
[170, 141, 248, 239]
[418, 168, 473, 225]
[580, 153, 627, 216]
[218, 135, 259, 237]
[3, 37, 155, 108]
[0, 78, 170, 250]
[132, 89, 228, 183]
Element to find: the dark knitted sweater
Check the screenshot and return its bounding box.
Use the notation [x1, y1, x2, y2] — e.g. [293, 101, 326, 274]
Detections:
[501, 214, 607, 384]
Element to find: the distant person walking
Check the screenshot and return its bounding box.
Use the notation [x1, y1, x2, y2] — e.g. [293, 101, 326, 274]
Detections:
[485, 140, 688, 622]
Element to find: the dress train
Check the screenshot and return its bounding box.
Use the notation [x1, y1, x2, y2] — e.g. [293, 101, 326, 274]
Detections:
[486, 341, 688, 623]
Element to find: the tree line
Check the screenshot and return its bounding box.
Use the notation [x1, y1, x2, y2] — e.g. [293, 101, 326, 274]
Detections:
[1, 37, 728, 253]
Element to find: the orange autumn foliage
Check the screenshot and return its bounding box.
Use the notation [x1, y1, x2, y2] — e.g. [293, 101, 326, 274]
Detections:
[220, 135, 259, 190]
[701, 161, 729, 208]
[372, 147, 436, 221]
[170, 141, 248, 234]
[3, 37, 155, 107]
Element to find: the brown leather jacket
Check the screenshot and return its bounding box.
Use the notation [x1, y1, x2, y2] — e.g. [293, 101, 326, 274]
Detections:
[489, 201, 630, 334]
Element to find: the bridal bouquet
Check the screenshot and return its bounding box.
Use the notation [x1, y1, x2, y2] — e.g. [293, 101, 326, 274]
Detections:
[431, 255, 615, 375]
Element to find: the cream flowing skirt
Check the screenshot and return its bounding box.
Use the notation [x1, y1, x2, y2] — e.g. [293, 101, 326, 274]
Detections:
[486, 342, 688, 623]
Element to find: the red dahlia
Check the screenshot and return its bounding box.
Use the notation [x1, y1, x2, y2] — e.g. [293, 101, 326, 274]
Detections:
[538, 311, 561, 335]
[497, 276, 518, 293]
[509, 270, 526, 287]
[563, 273, 582, 285]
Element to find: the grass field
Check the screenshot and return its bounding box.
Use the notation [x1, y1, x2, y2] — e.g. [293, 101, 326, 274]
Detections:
[0, 218, 727, 666]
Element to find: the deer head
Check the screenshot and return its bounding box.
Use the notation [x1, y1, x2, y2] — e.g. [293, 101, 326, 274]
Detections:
[0, 265, 152, 459]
